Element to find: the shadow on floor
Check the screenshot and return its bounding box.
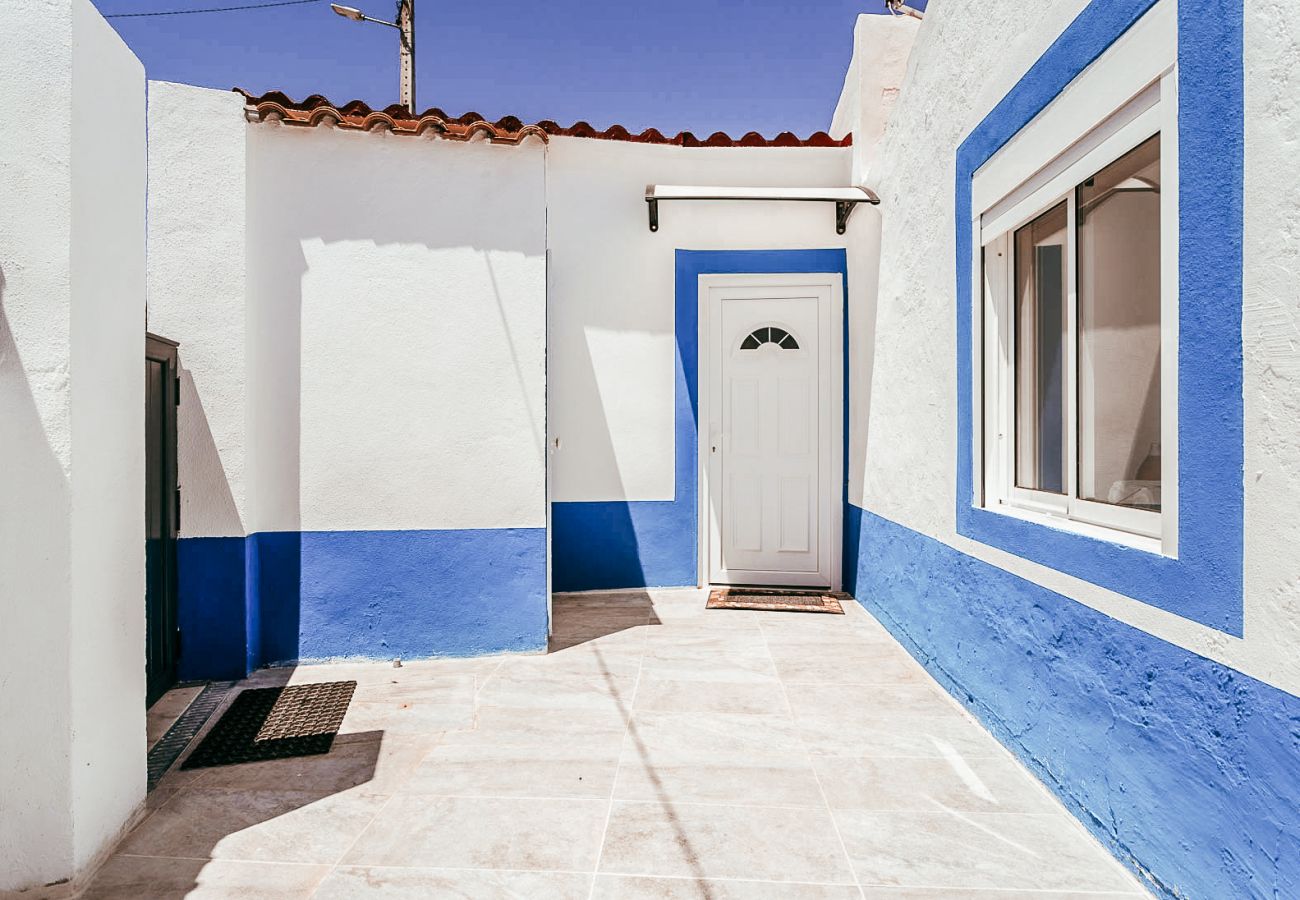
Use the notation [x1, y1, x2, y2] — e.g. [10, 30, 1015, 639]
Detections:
[86, 665, 385, 899]
[548, 589, 663, 651]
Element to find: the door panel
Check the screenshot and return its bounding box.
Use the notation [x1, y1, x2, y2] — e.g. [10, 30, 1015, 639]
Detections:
[145, 335, 180, 707]
[708, 287, 833, 587]
[779, 475, 811, 553]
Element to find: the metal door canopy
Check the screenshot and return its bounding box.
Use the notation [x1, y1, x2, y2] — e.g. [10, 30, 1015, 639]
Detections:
[645, 184, 880, 234]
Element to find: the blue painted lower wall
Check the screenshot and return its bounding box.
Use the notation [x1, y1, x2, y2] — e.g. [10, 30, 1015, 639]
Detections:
[846, 504, 1300, 900]
[177, 527, 548, 678]
[551, 501, 694, 592]
[177, 536, 249, 682]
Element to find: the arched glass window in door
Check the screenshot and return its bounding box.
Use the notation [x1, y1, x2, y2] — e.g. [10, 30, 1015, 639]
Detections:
[740, 326, 799, 350]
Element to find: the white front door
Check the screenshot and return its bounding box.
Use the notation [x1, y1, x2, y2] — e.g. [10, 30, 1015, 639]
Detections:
[703, 276, 840, 589]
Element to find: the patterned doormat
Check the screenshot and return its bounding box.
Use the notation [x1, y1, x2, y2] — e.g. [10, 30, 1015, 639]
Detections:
[706, 588, 846, 615]
[181, 681, 357, 769]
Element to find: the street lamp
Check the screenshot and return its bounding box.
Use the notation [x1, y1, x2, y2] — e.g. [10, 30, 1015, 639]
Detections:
[331, 1, 416, 112]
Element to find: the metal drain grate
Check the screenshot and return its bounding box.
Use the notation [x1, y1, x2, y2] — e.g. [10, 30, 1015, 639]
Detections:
[706, 588, 846, 615]
[147, 681, 235, 790]
[180, 681, 357, 770]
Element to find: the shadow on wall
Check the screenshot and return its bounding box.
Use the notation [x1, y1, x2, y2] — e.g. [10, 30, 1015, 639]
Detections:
[551, 332, 644, 592]
[173, 130, 549, 678]
[177, 367, 243, 535]
[175, 364, 257, 682]
[0, 269, 76, 888]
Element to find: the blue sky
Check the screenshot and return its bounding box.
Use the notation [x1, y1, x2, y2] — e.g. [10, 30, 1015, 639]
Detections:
[94, 0, 925, 137]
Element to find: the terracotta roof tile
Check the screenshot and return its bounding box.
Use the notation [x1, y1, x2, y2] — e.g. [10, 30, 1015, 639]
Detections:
[236, 89, 851, 148]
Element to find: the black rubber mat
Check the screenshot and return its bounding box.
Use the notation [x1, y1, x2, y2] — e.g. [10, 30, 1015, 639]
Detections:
[181, 681, 357, 770]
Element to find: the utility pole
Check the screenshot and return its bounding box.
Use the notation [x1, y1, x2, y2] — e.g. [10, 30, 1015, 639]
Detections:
[397, 0, 415, 112]
[331, 0, 417, 112]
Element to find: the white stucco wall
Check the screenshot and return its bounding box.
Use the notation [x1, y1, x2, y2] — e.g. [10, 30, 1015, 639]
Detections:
[244, 124, 548, 534]
[67, 0, 148, 874]
[830, 14, 921, 185]
[545, 137, 854, 503]
[0, 0, 146, 890]
[855, 0, 1300, 694]
[0, 0, 77, 889]
[147, 82, 248, 539]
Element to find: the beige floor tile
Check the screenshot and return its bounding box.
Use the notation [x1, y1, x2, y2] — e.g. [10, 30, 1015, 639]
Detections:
[593, 875, 864, 899]
[315, 866, 593, 899]
[637, 656, 779, 684]
[349, 672, 480, 703]
[649, 605, 780, 626]
[598, 801, 856, 883]
[784, 682, 963, 719]
[440, 704, 629, 751]
[85, 599, 1147, 899]
[625, 712, 804, 758]
[632, 676, 790, 715]
[834, 808, 1142, 893]
[499, 645, 644, 678]
[758, 613, 881, 634]
[641, 634, 771, 662]
[117, 788, 388, 864]
[342, 795, 608, 871]
[555, 592, 655, 608]
[549, 626, 651, 653]
[477, 669, 639, 712]
[407, 745, 620, 799]
[552, 611, 653, 635]
[152, 764, 208, 792]
[340, 696, 477, 736]
[641, 640, 777, 678]
[814, 755, 1061, 813]
[761, 632, 898, 657]
[798, 714, 1005, 759]
[192, 736, 429, 795]
[642, 622, 767, 643]
[771, 648, 928, 685]
[613, 754, 826, 808]
[83, 856, 328, 900]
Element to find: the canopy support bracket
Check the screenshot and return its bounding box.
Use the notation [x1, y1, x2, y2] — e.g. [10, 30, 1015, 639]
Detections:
[835, 200, 855, 235]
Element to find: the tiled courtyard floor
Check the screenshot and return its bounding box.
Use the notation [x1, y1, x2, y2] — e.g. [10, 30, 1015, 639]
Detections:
[87, 590, 1148, 899]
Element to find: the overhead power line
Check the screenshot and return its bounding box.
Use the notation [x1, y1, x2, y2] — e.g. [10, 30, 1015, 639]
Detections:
[106, 0, 323, 18]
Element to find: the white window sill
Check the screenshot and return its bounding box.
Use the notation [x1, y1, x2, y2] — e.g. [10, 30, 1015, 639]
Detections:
[980, 500, 1168, 558]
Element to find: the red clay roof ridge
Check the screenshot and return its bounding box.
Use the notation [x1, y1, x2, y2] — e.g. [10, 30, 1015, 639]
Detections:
[235, 88, 852, 148]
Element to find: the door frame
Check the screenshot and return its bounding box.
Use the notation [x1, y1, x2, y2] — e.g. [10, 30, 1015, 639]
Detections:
[697, 272, 844, 591]
[145, 333, 181, 707]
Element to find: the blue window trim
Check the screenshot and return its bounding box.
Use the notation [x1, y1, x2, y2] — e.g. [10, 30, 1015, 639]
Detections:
[551, 248, 849, 592]
[955, 0, 1244, 634]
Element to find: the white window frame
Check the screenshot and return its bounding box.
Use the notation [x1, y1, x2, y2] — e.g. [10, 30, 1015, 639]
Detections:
[971, 0, 1179, 556]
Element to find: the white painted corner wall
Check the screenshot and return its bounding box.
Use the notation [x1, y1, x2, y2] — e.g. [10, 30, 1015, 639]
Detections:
[852, 0, 1300, 694]
[1, 0, 147, 891]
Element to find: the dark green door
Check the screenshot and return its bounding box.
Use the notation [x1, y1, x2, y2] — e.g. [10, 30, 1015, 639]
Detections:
[145, 334, 180, 707]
